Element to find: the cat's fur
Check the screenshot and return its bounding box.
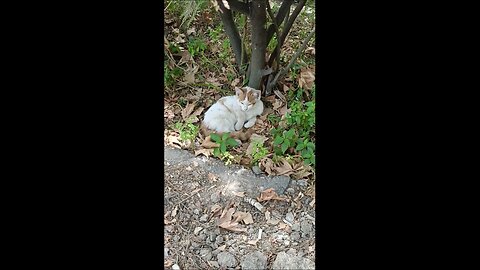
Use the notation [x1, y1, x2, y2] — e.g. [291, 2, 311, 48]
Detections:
[201, 86, 263, 141]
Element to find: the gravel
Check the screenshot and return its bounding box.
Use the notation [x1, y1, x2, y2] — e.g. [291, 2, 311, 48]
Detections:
[240, 251, 268, 270]
[217, 251, 237, 268]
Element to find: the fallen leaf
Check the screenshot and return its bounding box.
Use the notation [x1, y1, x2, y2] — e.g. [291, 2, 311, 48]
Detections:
[181, 103, 196, 120]
[242, 212, 254, 224]
[272, 99, 283, 111]
[195, 148, 214, 157]
[305, 46, 315, 55]
[194, 227, 203, 235]
[218, 207, 247, 232]
[298, 68, 315, 90]
[274, 89, 286, 103]
[247, 239, 258, 245]
[164, 218, 176, 225]
[274, 159, 294, 176]
[232, 191, 245, 197]
[187, 27, 196, 35]
[259, 157, 274, 175]
[278, 222, 289, 230]
[231, 78, 241, 87]
[257, 188, 288, 202]
[201, 136, 220, 148]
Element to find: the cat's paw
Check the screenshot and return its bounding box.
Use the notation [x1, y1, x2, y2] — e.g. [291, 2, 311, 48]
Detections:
[244, 121, 255, 128]
[235, 122, 243, 131]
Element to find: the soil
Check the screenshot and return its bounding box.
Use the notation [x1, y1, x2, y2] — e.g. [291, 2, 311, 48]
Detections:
[164, 146, 315, 269]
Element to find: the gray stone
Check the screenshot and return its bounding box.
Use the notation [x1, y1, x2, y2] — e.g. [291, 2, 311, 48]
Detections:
[210, 192, 220, 203]
[285, 212, 294, 223]
[208, 261, 219, 268]
[217, 251, 237, 268]
[252, 165, 262, 175]
[215, 235, 224, 243]
[286, 187, 295, 194]
[297, 179, 308, 187]
[240, 251, 268, 270]
[200, 214, 209, 222]
[200, 248, 213, 261]
[272, 252, 315, 270]
[291, 231, 300, 241]
[164, 247, 169, 257]
[301, 220, 313, 235]
[291, 222, 301, 231]
[171, 264, 180, 270]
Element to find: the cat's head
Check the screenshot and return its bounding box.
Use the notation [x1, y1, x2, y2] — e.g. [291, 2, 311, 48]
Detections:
[235, 86, 261, 111]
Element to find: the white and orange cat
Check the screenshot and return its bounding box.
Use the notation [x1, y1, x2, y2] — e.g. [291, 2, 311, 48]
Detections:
[201, 86, 263, 140]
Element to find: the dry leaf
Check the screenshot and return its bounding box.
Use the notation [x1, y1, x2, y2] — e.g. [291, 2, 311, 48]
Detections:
[305, 46, 315, 55]
[265, 210, 271, 221]
[171, 206, 178, 217]
[218, 207, 247, 232]
[274, 160, 294, 176]
[242, 212, 254, 224]
[211, 204, 222, 214]
[259, 157, 274, 175]
[164, 218, 176, 225]
[298, 68, 315, 90]
[267, 218, 280, 225]
[257, 188, 288, 202]
[272, 99, 283, 111]
[274, 89, 286, 103]
[309, 198, 315, 207]
[201, 136, 220, 148]
[231, 78, 240, 87]
[187, 27, 196, 35]
[181, 103, 196, 120]
[247, 239, 258, 245]
[232, 191, 245, 197]
[278, 222, 289, 230]
[195, 148, 214, 157]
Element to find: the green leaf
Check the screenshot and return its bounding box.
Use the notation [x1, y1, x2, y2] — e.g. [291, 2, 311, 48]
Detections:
[226, 138, 238, 147]
[273, 136, 284, 145]
[221, 143, 226, 153]
[222, 133, 229, 141]
[210, 133, 220, 142]
[296, 143, 305, 151]
[307, 142, 315, 150]
[286, 128, 295, 139]
[213, 148, 220, 157]
[284, 138, 290, 147]
[281, 142, 289, 154]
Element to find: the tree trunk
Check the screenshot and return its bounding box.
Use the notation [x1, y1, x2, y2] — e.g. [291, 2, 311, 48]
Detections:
[248, 0, 267, 90]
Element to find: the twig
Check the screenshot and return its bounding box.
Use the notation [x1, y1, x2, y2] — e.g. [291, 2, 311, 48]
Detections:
[268, 25, 315, 91]
[267, 0, 307, 67]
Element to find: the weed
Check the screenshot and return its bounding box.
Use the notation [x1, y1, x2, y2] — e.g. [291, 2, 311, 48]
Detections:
[250, 141, 269, 165]
[174, 120, 199, 148]
[187, 38, 207, 58]
[210, 133, 239, 158]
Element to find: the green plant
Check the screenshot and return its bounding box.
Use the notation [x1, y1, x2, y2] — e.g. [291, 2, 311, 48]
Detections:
[174, 120, 199, 147]
[271, 100, 316, 165]
[219, 151, 235, 165]
[250, 141, 269, 165]
[187, 38, 207, 58]
[210, 133, 239, 158]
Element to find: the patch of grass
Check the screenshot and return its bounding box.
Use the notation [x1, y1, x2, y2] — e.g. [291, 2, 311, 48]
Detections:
[174, 120, 199, 148]
[250, 141, 269, 165]
[187, 37, 207, 58]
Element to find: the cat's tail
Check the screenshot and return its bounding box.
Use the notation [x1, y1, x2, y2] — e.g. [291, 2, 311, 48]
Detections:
[200, 123, 254, 142]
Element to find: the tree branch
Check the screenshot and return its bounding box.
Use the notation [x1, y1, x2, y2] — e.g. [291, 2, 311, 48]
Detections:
[266, 0, 294, 45]
[266, 0, 281, 71]
[267, 25, 315, 92]
[217, 0, 247, 69]
[267, 0, 306, 67]
[226, 0, 250, 16]
[248, 0, 267, 89]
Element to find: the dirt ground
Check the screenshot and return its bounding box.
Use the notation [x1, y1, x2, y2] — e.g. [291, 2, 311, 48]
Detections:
[164, 146, 315, 269]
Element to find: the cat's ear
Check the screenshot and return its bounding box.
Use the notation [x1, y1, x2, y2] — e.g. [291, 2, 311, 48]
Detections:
[235, 87, 243, 97]
[252, 89, 261, 100]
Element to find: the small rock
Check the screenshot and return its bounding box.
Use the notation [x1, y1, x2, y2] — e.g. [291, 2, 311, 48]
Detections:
[297, 179, 308, 187]
[301, 220, 313, 235]
[164, 248, 169, 257]
[291, 223, 301, 231]
[194, 227, 203, 235]
[286, 248, 297, 256]
[240, 251, 268, 270]
[186, 166, 192, 171]
[217, 251, 237, 268]
[193, 209, 200, 215]
[210, 192, 220, 203]
[284, 240, 290, 246]
[193, 161, 199, 167]
[200, 248, 213, 261]
[252, 165, 262, 175]
[171, 264, 180, 270]
[200, 214, 209, 222]
[291, 231, 300, 241]
[286, 187, 295, 194]
[285, 212, 294, 223]
[272, 252, 315, 270]
[215, 235, 224, 243]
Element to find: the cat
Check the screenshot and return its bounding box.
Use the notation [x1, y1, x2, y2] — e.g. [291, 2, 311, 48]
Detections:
[201, 86, 264, 141]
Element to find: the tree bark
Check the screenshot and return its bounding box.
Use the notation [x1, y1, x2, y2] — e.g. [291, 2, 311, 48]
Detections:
[217, 0, 247, 69]
[226, 0, 250, 16]
[248, 0, 267, 90]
